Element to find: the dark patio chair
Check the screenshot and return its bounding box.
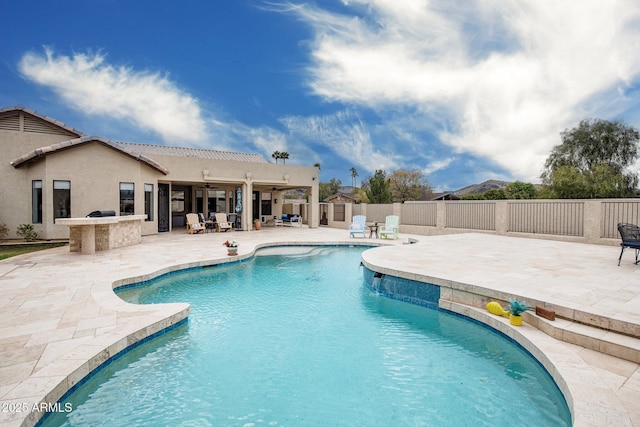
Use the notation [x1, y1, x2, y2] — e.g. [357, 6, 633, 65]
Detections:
[199, 213, 215, 233]
[617, 223, 640, 265]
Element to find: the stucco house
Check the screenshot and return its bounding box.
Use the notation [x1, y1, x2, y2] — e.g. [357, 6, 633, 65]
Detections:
[0, 106, 319, 240]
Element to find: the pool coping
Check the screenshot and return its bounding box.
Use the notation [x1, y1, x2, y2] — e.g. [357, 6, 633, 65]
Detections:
[1, 229, 639, 426]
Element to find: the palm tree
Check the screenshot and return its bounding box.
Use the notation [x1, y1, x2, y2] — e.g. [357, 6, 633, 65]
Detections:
[272, 151, 281, 164]
[350, 167, 358, 187]
[280, 151, 289, 164]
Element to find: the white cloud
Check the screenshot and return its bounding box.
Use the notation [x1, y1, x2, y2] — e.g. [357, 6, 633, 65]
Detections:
[247, 126, 288, 157]
[279, 109, 399, 171]
[281, 0, 640, 181]
[16, 47, 319, 167]
[19, 48, 208, 144]
[423, 157, 454, 175]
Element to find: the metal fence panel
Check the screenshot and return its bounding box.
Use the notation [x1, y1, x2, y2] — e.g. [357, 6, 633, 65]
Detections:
[508, 201, 584, 236]
[401, 202, 437, 226]
[365, 204, 394, 223]
[446, 202, 495, 231]
[602, 201, 640, 238]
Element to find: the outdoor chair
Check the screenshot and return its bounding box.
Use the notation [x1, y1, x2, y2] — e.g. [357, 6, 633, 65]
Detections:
[215, 213, 233, 232]
[617, 222, 640, 265]
[379, 215, 399, 240]
[186, 213, 205, 234]
[349, 215, 367, 238]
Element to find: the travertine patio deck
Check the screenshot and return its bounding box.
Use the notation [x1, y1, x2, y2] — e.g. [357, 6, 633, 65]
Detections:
[1, 227, 639, 426]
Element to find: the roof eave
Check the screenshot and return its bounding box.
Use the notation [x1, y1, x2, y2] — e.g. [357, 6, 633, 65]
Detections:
[10, 136, 169, 175]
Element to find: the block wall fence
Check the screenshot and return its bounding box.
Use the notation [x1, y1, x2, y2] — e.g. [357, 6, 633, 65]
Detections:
[320, 199, 640, 246]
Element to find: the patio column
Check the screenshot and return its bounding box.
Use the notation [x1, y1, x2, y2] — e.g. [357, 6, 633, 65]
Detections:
[243, 181, 252, 231]
[309, 177, 319, 228]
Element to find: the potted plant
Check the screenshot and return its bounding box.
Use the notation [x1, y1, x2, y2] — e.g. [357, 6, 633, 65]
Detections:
[506, 299, 533, 326]
[253, 218, 261, 231]
[222, 240, 239, 256]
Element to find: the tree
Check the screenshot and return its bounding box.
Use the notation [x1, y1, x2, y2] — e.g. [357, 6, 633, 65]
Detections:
[389, 169, 432, 202]
[541, 119, 640, 198]
[328, 178, 342, 195]
[271, 151, 289, 164]
[504, 181, 537, 199]
[360, 177, 369, 190]
[353, 187, 369, 203]
[318, 183, 331, 201]
[272, 151, 281, 164]
[349, 167, 358, 187]
[366, 170, 391, 203]
[482, 189, 507, 200]
[318, 178, 342, 201]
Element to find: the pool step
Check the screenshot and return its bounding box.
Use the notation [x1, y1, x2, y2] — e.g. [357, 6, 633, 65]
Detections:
[441, 300, 640, 364]
[524, 307, 640, 364]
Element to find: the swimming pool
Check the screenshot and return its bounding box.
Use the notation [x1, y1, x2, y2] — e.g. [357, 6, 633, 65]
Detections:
[42, 246, 570, 426]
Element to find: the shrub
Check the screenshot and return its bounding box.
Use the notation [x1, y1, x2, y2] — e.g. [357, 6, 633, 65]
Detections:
[0, 222, 8, 239]
[16, 224, 38, 241]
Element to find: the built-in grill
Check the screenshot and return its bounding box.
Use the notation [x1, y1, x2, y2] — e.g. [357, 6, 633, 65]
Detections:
[86, 210, 116, 217]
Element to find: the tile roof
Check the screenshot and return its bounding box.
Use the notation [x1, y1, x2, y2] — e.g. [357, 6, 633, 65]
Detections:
[10, 136, 170, 175]
[3, 105, 269, 169]
[112, 142, 269, 163]
[0, 106, 84, 137]
[324, 192, 358, 202]
[427, 192, 461, 201]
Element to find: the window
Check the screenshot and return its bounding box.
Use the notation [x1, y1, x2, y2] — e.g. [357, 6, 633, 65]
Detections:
[334, 203, 346, 222]
[144, 184, 153, 221]
[32, 180, 42, 224]
[207, 190, 216, 214]
[172, 190, 185, 212]
[195, 189, 204, 215]
[261, 192, 272, 216]
[120, 182, 135, 215]
[208, 190, 226, 213]
[53, 180, 70, 220]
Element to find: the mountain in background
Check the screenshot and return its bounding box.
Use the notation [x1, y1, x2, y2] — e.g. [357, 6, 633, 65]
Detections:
[454, 180, 510, 196]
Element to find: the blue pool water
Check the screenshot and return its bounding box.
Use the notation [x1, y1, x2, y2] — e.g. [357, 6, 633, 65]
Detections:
[43, 246, 570, 426]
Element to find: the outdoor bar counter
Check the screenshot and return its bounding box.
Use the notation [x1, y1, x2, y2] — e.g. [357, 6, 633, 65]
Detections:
[56, 214, 147, 254]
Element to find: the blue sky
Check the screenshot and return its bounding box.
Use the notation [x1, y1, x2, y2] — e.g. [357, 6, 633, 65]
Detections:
[2, 1, 640, 191]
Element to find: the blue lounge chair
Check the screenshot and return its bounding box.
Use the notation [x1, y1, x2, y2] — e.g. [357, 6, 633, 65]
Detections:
[282, 214, 302, 226]
[349, 215, 367, 238]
